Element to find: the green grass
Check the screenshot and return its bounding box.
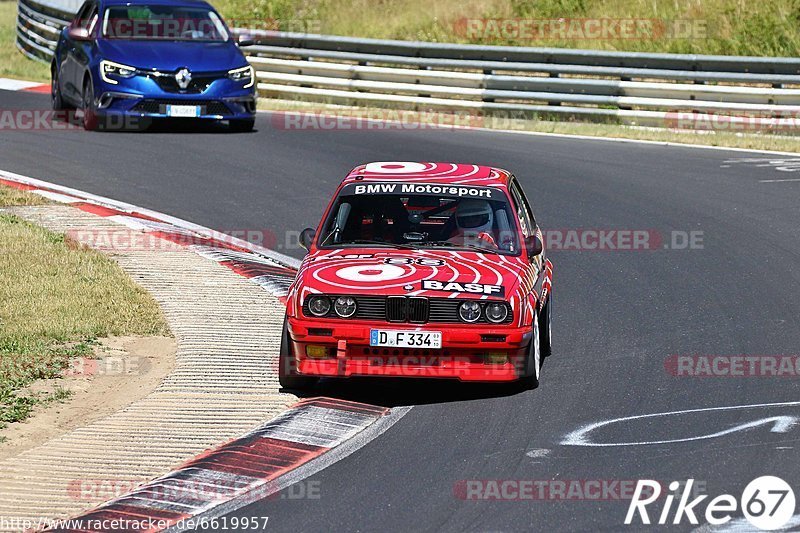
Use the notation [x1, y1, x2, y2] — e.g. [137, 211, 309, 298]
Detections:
[0, 1, 49, 82]
[212, 0, 800, 56]
[0, 186, 170, 426]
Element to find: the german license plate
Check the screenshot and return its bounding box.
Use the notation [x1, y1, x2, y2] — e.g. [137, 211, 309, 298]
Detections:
[370, 330, 442, 349]
[166, 105, 200, 117]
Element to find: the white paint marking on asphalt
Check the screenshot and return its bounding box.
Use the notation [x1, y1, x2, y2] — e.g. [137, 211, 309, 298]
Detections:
[724, 157, 800, 173]
[759, 178, 800, 183]
[562, 401, 800, 447]
[525, 448, 551, 458]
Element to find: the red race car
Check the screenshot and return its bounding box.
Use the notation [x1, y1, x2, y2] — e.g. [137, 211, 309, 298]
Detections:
[279, 162, 553, 389]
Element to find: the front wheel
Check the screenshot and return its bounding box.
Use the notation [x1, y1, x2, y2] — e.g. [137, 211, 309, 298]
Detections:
[518, 313, 541, 390]
[81, 79, 98, 131]
[229, 118, 255, 132]
[278, 319, 317, 390]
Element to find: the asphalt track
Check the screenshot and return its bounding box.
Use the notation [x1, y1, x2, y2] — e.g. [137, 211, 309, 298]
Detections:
[2, 88, 800, 532]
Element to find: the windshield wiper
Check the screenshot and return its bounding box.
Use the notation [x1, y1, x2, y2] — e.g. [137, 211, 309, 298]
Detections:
[336, 239, 418, 250]
[421, 241, 501, 254]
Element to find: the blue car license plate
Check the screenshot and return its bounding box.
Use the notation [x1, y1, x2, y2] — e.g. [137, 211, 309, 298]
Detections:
[166, 105, 201, 118]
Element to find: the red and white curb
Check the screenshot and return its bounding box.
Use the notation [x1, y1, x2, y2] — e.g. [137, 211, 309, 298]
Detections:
[46, 398, 403, 533]
[0, 78, 49, 93]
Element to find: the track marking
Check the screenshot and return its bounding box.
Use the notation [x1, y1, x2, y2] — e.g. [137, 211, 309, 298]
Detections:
[562, 401, 800, 447]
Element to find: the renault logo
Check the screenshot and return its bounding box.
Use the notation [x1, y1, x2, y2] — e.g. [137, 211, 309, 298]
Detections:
[175, 68, 192, 90]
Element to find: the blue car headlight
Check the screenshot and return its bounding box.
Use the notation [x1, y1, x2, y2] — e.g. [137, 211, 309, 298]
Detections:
[227, 65, 254, 89]
[100, 60, 137, 84]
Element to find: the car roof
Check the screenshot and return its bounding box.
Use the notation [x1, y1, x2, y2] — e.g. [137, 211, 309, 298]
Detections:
[342, 162, 513, 188]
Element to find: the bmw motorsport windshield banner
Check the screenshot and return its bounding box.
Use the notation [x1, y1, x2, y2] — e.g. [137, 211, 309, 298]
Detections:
[341, 182, 503, 200]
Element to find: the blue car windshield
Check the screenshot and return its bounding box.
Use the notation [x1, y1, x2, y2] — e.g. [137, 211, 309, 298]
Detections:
[102, 6, 229, 41]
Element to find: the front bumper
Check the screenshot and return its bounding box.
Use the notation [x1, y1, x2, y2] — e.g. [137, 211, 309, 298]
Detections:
[93, 73, 256, 120]
[287, 317, 532, 382]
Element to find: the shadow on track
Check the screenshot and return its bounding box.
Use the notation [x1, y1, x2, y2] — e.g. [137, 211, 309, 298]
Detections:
[141, 119, 257, 134]
[286, 374, 538, 407]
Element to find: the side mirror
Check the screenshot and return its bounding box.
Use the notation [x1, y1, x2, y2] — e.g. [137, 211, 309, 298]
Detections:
[67, 26, 91, 41]
[299, 228, 316, 251]
[525, 235, 543, 260]
[237, 35, 255, 47]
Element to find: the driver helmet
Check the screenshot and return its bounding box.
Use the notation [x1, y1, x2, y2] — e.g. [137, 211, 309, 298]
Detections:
[455, 199, 494, 234]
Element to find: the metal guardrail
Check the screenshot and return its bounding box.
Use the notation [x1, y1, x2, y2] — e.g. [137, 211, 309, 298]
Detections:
[15, 0, 71, 62]
[240, 29, 800, 128]
[15, 0, 800, 129]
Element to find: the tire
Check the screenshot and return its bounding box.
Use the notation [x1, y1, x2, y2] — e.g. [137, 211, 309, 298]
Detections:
[51, 65, 71, 111]
[518, 313, 541, 390]
[539, 295, 552, 358]
[278, 318, 317, 390]
[81, 78, 98, 131]
[229, 118, 255, 132]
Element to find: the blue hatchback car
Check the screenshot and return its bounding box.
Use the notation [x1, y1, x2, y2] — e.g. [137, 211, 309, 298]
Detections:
[52, 0, 256, 131]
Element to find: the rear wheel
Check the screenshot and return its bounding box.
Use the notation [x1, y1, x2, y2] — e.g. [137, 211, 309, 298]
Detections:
[539, 295, 552, 358]
[81, 78, 98, 131]
[518, 313, 541, 390]
[229, 118, 255, 132]
[278, 318, 317, 390]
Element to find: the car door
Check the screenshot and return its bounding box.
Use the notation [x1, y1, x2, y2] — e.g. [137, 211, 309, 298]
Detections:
[63, 1, 98, 101]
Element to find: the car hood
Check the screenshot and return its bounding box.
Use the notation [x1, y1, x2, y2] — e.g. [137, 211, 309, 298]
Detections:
[295, 249, 532, 300]
[97, 39, 246, 72]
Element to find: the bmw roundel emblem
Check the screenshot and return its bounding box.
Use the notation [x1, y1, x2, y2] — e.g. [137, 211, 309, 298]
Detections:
[404, 284, 414, 291]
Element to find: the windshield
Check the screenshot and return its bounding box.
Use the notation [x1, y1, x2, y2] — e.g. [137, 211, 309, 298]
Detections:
[102, 5, 229, 41]
[318, 183, 521, 255]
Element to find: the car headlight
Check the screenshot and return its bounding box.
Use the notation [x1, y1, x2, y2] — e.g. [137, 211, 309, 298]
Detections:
[485, 302, 509, 323]
[458, 301, 482, 323]
[334, 296, 357, 318]
[100, 60, 137, 84]
[306, 295, 331, 317]
[228, 65, 254, 88]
